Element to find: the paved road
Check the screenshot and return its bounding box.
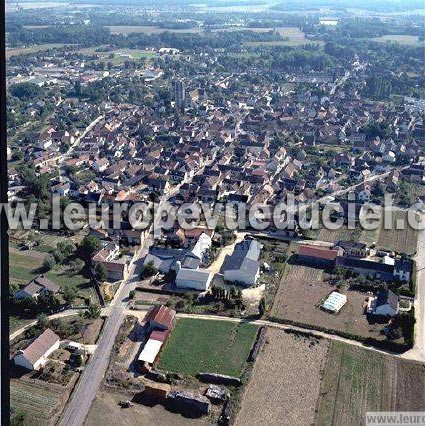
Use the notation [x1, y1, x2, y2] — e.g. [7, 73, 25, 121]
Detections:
[402, 216, 425, 363]
[59, 244, 146, 426]
[59, 178, 187, 425]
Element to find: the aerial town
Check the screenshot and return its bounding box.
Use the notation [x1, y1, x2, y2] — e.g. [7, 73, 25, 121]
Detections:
[5, 0, 425, 425]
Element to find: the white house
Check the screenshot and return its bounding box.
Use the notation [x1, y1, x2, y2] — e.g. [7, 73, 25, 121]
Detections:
[393, 259, 412, 282]
[220, 237, 262, 286]
[14, 329, 60, 371]
[368, 289, 399, 317]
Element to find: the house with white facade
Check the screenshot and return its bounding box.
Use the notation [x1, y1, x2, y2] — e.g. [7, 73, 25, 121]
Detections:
[14, 329, 60, 371]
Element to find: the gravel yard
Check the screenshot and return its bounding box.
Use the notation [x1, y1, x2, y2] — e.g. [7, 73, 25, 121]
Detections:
[235, 328, 329, 426]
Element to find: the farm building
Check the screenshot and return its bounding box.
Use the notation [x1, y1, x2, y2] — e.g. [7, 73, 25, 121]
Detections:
[336, 256, 411, 282]
[14, 275, 60, 299]
[138, 338, 164, 365]
[298, 245, 342, 267]
[220, 237, 262, 286]
[144, 305, 176, 331]
[334, 241, 368, 258]
[14, 328, 60, 371]
[175, 266, 213, 291]
[139, 306, 176, 368]
[321, 292, 347, 313]
[393, 259, 412, 282]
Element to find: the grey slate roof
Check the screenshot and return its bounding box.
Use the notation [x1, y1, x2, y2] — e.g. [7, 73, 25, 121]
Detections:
[376, 289, 398, 310]
[220, 238, 261, 275]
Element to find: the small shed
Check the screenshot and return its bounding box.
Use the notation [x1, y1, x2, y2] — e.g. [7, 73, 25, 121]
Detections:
[321, 292, 347, 313]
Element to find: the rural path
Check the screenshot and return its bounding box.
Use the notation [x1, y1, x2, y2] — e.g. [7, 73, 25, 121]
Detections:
[175, 312, 424, 361]
[10, 310, 80, 341]
[402, 215, 425, 363]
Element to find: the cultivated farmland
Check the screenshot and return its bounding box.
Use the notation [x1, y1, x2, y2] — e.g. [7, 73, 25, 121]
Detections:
[236, 329, 328, 426]
[157, 318, 258, 377]
[317, 225, 362, 243]
[315, 341, 425, 425]
[377, 210, 419, 254]
[86, 389, 207, 425]
[10, 379, 64, 425]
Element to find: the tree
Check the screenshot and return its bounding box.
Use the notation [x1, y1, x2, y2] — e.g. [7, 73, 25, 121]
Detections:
[142, 261, 157, 278]
[57, 240, 76, 257]
[10, 82, 43, 100]
[63, 284, 78, 305]
[129, 290, 136, 299]
[74, 353, 83, 368]
[68, 258, 84, 276]
[52, 249, 65, 264]
[37, 313, 49, 329]
[85, 303, 101, 319]
[43, 254, 56, 271]
[94, 262, 107, 282]
[79, 235, 100, 262]
[258, 298, 266, 317]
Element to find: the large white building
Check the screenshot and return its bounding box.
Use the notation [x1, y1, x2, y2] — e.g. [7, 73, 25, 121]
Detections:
[220, 237, 262, 286]
[175, 266, 213, 291]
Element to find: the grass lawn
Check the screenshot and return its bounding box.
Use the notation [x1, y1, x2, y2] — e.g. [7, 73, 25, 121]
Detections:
[9, 251, 44, 284]
[157, 318, 258, 377]
[9, 250, 93, 298]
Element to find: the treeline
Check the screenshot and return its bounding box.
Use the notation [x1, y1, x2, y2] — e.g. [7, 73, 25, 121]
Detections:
[7, 25, 285, 50]
[7, 25, 112, 48]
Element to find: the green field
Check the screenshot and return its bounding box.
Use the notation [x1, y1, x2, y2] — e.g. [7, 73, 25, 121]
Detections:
[157, 318, 258, 377]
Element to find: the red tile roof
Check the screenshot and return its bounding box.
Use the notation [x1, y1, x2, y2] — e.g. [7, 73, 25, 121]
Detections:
[150, 329, 170, 342]
[298, 245, 341, 262]
[144, 305, 176, 330]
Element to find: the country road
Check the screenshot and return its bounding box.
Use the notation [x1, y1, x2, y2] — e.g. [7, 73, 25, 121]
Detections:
[59, 245, 145, 426]
[402, 215, 425, 363]
[59, 172, 198, 426]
